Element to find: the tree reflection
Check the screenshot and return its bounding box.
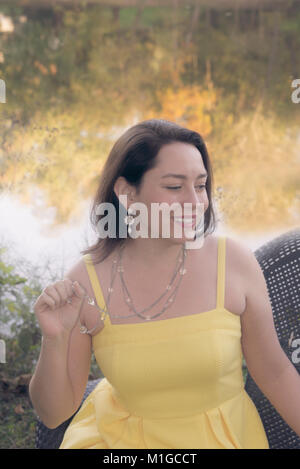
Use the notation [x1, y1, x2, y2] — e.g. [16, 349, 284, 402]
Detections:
[0, 1, 299, 232]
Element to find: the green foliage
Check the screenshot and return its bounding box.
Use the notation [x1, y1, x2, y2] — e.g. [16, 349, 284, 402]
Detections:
[242, 358, 248, 384]
[0, 244, 103, 379]
[0, 248, 41, 377]
[0, 246, 45, 448]
[0, 242, 102, 448]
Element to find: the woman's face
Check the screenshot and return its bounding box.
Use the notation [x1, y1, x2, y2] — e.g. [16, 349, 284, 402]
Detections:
[129, 141, 210, 244]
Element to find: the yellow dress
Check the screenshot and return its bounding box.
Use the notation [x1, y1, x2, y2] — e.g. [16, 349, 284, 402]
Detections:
[59, 237, 269, 449]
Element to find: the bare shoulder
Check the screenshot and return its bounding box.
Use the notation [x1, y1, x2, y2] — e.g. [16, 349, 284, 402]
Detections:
[63, 257, 85, 280]
[222, 235, 264, 298]
[224, 235, 255, 266]
[224, 235, 271, 315]
[63, 255, 94, 296]
[217, 236, 267, 308]
[63, 256, 96, 316]
[63, 254, 107, 335]
[207, 233, 255, 268]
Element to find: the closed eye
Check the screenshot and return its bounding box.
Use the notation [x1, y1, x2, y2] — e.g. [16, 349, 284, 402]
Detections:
[165, 185, 206, 190]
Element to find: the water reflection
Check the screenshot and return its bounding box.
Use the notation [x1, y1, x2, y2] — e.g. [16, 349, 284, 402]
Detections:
[0, 1, 299, 269]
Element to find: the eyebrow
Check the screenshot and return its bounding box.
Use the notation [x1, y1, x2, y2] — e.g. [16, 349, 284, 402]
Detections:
[161, 172, 208, 180]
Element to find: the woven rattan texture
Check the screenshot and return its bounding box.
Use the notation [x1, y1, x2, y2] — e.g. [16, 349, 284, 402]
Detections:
[245, 228, 300, 449]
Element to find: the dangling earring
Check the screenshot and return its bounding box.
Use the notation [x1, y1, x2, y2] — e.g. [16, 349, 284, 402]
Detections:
[124, 206, 136, 235]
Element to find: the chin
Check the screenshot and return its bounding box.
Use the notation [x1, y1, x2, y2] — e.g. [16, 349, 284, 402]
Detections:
[170, 231, 198, 244]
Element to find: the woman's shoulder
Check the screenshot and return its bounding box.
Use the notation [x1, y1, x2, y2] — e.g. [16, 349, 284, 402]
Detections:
[221, 235, 261, 281]
[63, 255, 106, 334]
[204, 232, 251, 255]
[224, 234, 255, 258]
[63, 255, 95, 300]
[204, 233, 256, 273]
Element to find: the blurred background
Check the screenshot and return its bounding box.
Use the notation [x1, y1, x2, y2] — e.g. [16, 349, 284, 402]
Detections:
[0, 0, 299, 448]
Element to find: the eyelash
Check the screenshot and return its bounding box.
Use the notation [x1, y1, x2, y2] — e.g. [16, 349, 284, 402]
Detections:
[165, 185, 206, 190]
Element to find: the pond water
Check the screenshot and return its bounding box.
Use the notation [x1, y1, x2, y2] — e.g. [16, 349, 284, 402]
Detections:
[0, 2, 299, 281]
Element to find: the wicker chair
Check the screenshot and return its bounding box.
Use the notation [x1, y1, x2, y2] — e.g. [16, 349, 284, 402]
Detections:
[35, 228, 300, 449]
[244, 227, 300, 449]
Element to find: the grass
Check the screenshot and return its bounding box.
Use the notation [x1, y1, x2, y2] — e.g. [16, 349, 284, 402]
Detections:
[0, 390, 36, 449]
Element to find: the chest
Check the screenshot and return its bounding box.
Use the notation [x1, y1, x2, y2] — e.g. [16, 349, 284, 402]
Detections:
[80, 241, 246, 331]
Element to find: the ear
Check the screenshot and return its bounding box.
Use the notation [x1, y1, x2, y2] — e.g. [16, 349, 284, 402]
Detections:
[113, 176, 136, 203]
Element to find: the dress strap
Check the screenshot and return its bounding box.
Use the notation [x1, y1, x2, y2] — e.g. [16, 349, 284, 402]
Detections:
[216, 236, 226, 309]
[82, 253, 107, 312]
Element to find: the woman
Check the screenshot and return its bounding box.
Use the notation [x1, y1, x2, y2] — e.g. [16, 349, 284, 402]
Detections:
[29, 119, 300, 449]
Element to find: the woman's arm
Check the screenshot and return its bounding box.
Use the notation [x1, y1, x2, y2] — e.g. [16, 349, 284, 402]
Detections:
[29, 261, 92, 429]
[230, 238, 300, 438]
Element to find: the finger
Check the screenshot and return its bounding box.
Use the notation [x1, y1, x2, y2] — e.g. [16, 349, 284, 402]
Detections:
[36, 292, 56, 311]
[54, 280, 69, 304]
[63, 278, 74, 298]
[43, 292, 56, 310]
[43, 285, 61, 307]
[71, 281, 87, 303]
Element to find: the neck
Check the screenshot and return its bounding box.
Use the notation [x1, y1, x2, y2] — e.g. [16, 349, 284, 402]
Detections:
[121, 237, 185, 268]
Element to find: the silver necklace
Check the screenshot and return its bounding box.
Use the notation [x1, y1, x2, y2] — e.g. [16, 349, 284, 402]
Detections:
[118, 243, 187, 321]
[79, 242, 187, 332]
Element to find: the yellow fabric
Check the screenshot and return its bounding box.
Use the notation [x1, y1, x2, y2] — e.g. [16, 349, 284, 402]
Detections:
[59, 237, 270, 449]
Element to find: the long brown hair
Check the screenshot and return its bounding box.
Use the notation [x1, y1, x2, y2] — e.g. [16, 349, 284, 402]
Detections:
[81, 119, 217, 264]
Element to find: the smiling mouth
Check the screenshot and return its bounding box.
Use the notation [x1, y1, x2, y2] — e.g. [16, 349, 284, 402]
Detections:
[172, 216, 197, 228]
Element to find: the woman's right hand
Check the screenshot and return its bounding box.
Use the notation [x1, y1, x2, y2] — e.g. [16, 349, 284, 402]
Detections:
[33, 279, 87, 340]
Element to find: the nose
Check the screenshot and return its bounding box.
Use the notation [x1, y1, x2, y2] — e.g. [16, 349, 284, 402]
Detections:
[181, 186, 205, 214]
[181, 186, 206, 221]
